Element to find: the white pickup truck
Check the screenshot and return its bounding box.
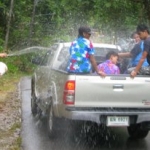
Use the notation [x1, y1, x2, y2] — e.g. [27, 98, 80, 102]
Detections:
[31, 42, 150, 139]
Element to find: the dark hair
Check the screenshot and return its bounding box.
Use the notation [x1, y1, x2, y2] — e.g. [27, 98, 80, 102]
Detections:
[136, 24, 150, 34]
[106, 51, 119, 60]
[78, 26, 91, 37]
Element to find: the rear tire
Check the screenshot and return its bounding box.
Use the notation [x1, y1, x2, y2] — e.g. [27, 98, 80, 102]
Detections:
[47, 102, 58, 138]
[127, 124, 149, 139]
[31, 80, 37, 115]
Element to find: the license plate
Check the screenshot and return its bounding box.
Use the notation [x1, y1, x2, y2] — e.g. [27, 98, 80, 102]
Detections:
[107, 116, 129, 126]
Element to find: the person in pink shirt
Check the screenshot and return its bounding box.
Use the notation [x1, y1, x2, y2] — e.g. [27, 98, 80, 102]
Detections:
[97, 51, 120, 75]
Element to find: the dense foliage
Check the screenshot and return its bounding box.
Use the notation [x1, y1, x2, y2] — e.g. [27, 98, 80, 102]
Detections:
[0, 0, 150, 51]
[2, 53, 39, 74]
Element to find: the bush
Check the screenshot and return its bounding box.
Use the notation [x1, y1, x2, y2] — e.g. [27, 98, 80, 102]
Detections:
[1, 53, 38, 74]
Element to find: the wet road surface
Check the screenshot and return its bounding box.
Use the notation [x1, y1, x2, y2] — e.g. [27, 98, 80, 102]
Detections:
[20, 77, 150, 150]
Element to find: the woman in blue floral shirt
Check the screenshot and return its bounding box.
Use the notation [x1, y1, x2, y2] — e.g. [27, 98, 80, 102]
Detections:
[67, 26, 105, 77]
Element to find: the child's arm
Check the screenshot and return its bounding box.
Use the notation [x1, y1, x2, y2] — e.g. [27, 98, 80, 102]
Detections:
[0, 53, 7, 58]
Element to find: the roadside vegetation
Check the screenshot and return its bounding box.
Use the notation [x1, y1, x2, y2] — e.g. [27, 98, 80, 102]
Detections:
[0, 73, 23, 150]
[0, 53, 36, 109]
[0, 54, 37, 150]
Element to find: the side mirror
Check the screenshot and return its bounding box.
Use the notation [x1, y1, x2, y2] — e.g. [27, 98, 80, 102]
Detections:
[31, 57, 42, 65]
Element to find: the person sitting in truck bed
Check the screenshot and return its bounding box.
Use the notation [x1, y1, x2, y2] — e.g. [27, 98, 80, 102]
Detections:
[67, 26, 105, 77]
[97, 51, 120, 75]
[130, 24, 150, 77]
[118, 32, 149, 68]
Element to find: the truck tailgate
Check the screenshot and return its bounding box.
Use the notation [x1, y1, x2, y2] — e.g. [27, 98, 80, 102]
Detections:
[75, 75, 150, 108]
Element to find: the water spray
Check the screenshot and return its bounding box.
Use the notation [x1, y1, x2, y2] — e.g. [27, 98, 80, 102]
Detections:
[7, 46, 51, 57]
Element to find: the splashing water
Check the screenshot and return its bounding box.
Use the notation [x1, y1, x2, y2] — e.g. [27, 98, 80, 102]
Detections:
[117, 38, 136, 52]
[7, 46, 51, 57]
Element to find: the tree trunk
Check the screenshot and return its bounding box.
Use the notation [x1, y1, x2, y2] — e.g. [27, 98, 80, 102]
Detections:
[29, 0, 40, 46]
[4, 0, 14, 51]
[143, 0, 150, 25]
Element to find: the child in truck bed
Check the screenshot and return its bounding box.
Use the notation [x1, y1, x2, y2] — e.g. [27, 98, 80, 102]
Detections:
[97, 51, 120, 75]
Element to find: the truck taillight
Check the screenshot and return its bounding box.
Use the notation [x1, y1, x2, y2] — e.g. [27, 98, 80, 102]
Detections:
[63, 81, 75, 105]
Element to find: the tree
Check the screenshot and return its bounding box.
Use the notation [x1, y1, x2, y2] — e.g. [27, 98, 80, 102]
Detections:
[4, 0, 14, 50]
[131, 0, 150, 25]
[1, 0, 150, 50]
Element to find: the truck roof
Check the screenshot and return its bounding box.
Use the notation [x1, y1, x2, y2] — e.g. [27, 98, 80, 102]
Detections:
[60, 42, 122, 51]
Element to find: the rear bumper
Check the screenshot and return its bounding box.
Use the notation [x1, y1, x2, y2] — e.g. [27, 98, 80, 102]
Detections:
[63, 107, 150, 124]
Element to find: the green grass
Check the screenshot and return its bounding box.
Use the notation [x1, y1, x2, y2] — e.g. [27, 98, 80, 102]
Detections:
[9, 123, 22, 150]
[0, 72, 28, 106]
[9, 137, 22, 150]
[0, 73, 25, 150]
[9, 122, 21, 133]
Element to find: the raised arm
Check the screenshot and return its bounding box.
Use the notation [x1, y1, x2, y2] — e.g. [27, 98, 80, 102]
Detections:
[0, 53, 7, 58]
[118, 52, 132, 58]
[89, 55, 106, 77]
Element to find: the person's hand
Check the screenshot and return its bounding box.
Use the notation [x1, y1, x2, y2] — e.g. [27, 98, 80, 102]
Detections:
[97, 70, 106, 77]
[130, 70, 137, 78]
[0, 53, 7, 58]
